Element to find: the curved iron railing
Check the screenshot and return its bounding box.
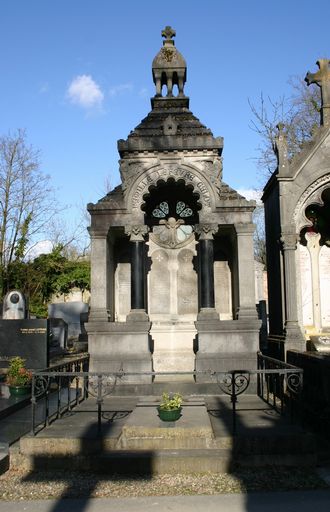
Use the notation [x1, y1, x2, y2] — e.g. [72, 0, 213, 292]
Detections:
[31, 353, 303, 436]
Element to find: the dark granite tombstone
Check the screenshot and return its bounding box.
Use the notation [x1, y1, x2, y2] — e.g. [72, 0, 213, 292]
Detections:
[0, 319, 49, 369]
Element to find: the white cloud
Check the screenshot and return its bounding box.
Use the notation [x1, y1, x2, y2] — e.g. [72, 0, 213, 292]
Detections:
[26, 240, 53, 260]
[109, 83, 133, 97]
[237, 189, 263, 204]
[67, 75, 104, 109]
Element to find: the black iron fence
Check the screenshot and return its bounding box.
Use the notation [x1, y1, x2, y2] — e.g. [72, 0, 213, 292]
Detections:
[31, 354, 89, 435]
[31, 353, 303, 436]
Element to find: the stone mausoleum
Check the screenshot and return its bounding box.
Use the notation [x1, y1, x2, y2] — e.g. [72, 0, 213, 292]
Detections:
[263, 59, 330, 357]
[86, 27, 260, 382]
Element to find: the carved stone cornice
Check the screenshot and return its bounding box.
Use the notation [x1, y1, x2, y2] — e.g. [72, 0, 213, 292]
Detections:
[194, 223, 218, 240]
[235, 223, 255, 236]
[125, 225, 149, 242]
[88, 227, 109, 239]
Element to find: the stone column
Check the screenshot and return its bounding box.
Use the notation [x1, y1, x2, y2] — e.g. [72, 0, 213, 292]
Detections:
[306, 232, 322, 332]
[125, 225, 149, 322]
[235, 223, 258, 319]
[281, 232, 305, 347]
[88, 228, 110, 322]
[195, 224, 219, 320]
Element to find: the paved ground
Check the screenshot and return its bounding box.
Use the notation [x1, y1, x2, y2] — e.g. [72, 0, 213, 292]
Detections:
[1, 490, 330, 512]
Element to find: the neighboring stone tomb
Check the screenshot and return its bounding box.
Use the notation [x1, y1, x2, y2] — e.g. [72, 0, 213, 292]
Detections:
[86, 27, 261, 382]
[263, 59, 330, 356]
[0, 290, 49, 369]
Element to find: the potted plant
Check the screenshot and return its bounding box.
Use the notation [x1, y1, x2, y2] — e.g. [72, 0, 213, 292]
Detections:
[6, 356, 32, 396]
[157, 392, 183, 422]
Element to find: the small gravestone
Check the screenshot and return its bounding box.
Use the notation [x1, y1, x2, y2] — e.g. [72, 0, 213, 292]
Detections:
[48, 302, 89, 348]
[2, 291, 27, 319]
[49, 318, 68, 350]
[0, 319, 49, 369]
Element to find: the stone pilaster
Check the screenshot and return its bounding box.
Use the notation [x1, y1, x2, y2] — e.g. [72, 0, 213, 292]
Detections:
[280, 232, 305, 350]
[195, 224, 219, 320]
[88, 229, 110, 322]
[125, 225, 149, 322]
[235, 223, 258, 319]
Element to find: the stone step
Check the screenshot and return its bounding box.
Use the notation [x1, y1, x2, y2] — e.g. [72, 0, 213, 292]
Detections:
[12, 440, 318, 474]
[12, 447, 232, 474]
[0, 442, 9, 475]
[118, 401, 215, 450]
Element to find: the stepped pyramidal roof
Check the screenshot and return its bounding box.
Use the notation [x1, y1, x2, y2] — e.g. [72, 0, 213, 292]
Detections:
[118, 26, 223, 156]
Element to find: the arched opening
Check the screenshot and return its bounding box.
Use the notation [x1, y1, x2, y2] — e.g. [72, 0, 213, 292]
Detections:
[298, 187, 330, 335]
[300, 188, 330, 246]
[142, 178, 201, 227]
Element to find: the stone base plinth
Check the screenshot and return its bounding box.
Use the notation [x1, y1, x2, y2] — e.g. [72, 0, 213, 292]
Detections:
[118, 399, 214, 450]
[86, 321, 153, 383]
[150, 322, 196, 381]
[194, 318, 261, 382]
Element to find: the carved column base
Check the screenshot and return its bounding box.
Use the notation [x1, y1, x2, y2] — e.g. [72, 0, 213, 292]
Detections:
[196, 307, 219, 321]
[88, 308, 109, 322]
[237, 306, 258, 320]
[126, 309, 150, 323]
[284, 322, 306, 353]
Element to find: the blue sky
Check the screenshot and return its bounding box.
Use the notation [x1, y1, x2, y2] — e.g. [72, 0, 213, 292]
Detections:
[1, 0, 330, 244]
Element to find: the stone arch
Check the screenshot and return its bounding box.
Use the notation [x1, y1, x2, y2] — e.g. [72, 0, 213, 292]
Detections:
[293, 172, 330, 232]
[142, 177, 201, 226]
[126, 163, 216, 219]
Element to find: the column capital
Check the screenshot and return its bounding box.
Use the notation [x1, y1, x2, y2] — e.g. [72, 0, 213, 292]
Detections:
[195, 224, 218, 240]
[235, 223, 255, 235]
[125, 225, 149, 242]
[280, 233, 298, 251]
[88, 227, 109, 239]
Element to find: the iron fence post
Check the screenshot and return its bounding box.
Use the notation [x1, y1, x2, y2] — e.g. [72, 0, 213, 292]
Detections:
[31, 374, 36, 436]
[97, 374, 102, 435]
[231, 371, 237, 436]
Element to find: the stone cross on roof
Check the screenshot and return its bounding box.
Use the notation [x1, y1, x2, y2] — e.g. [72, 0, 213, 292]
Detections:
[161, 26, 176, 45]
[305, 59, 330, 127]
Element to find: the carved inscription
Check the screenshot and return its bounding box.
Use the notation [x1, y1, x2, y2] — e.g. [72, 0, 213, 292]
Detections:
[149, 250, 170, 314]
[20, 328, 47, 334]
[320, 245, 330, 328]
[299, 244, 313, 327]
[130, 166, 212, 210]
[115, 262, 131, 321]
[177, 249, 198, 315]
[214, 261, 232, 320]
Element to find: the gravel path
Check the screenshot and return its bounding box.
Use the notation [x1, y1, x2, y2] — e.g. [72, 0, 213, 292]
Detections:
[0, 467, 327, 501]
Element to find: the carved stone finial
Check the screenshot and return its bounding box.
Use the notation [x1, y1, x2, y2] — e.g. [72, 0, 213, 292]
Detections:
[305, 59, 330, 127]
[152, 26, 186, 98]
[274, 123, 289, 175]
[161, 26, 176, 45]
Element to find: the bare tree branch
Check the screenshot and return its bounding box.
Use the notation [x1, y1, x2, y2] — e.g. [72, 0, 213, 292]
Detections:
[249, 77, 321, 181]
